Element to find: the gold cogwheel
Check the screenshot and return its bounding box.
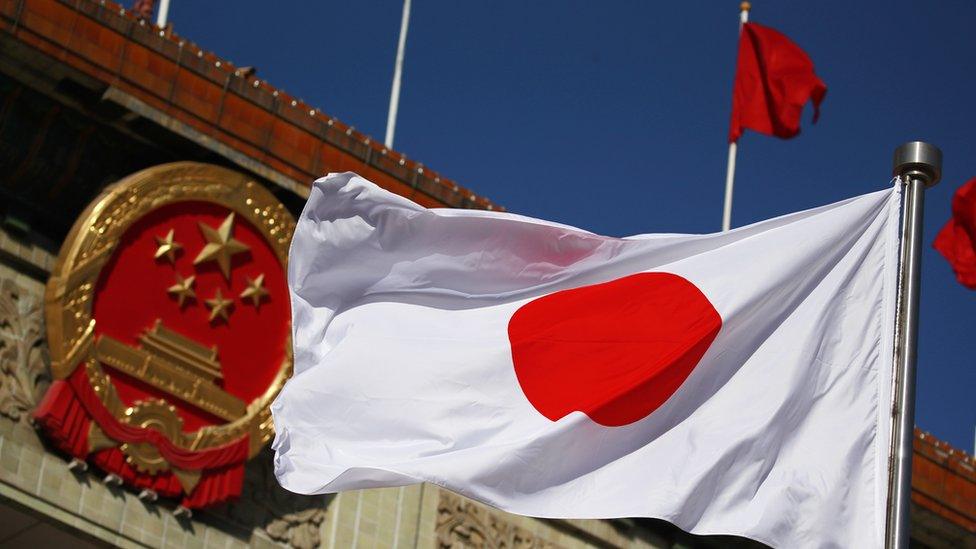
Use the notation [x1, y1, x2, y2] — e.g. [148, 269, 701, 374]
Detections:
[119, 399, 184, 475]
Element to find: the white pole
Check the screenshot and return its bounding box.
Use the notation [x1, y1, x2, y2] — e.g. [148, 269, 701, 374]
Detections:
[385, 0, 411, 149]
[722, 142, 737, 231]
[722, 2, 750, 231]
[156, 0, 171, 27]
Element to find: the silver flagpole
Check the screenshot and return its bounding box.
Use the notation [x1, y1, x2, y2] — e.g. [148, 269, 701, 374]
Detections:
[722, 1, 750, 231]
[385, 0, 411, 149]
[886, 141, 941, 549]
[156, 0, 171, 27]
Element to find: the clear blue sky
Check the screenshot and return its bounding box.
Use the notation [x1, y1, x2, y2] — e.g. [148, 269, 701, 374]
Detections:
[170, 1, 976, 452]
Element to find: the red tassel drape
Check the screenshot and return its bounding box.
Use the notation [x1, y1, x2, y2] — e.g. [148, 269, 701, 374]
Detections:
[34, 367, 250, 508]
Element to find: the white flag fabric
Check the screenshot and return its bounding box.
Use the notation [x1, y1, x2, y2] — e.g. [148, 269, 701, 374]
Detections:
[273, 173, 900, 548]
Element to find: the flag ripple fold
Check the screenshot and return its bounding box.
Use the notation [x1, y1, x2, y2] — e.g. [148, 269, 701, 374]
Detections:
[273, 173, 901, 548]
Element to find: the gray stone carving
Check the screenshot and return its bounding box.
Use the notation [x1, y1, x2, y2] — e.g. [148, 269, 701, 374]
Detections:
[437, 490, 558, 549]
[0, 278, 50, 422]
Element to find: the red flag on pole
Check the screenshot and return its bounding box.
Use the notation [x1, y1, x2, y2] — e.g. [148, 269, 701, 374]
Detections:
[729, 22, 827, 142]
[933, 178, 976, 289]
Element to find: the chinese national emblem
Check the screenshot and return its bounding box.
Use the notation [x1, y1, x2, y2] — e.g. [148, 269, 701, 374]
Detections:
[34, 162, 296, 509]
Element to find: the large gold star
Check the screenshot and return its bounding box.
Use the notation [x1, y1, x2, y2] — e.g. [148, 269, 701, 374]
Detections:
[240, 274, 269, 307]
[205, 288, 234, 323]
[166, 274, 196, 307]
[193, 213, 250, 280]
[154, 229, 182, 264]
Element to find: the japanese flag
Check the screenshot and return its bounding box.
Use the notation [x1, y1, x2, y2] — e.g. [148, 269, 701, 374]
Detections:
[273, 173, 900, 548]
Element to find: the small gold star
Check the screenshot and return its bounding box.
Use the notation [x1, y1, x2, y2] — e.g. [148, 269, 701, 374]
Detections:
[205, 288, 234, 323]
[154, 229, 182, 264]
[240, 274, 270, 307]
[166, 274, 196, 307]
[193, 213, 250, 280]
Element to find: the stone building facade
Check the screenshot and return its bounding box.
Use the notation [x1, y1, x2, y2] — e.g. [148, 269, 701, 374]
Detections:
[0, 1, 972, 547]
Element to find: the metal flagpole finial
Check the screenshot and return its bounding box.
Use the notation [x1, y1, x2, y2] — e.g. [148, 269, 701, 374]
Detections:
[892, 141, 942, 187]
[740, 1, 752, 12]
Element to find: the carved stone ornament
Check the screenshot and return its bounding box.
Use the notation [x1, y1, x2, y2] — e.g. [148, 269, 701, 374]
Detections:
[437, 490, 559, 549]
[265, 507, 326, 549]
[0, 278, 50, 421]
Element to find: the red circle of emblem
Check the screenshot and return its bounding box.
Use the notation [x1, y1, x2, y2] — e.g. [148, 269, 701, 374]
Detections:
[93, 200, 290, 431]
[508, 272, 722, 427]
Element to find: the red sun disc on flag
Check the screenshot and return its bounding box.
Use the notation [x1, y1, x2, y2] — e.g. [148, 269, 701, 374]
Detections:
[508, 272, 722, 427]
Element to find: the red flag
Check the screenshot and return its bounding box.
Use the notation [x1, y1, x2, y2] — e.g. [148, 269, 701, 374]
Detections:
[729, 22, 827, 142]
[933, 178, 976, 289]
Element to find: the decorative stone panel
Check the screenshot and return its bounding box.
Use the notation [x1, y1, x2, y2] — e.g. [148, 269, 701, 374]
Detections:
[437, 490, 558, 549]
[0, 278, 50, 422]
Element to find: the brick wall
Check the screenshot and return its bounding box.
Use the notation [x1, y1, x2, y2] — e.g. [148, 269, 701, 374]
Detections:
[912, 428, 976, 537]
